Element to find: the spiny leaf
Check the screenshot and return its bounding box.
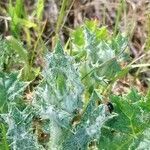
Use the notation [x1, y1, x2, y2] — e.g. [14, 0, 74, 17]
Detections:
[99, 91, 150, 149]
[0, 72, 28, 113]
[54, 40, 64, 54]
[33, 41, 84, 149]
[62, 104, 115, 150]
[1, 105, 43, 150]
[72, 27, 85, 46]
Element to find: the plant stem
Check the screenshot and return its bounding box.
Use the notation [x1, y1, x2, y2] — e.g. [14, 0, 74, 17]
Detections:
[30, 21, 47, 67]
[114, 0, 124, 36]
[54, 0, 68, 46]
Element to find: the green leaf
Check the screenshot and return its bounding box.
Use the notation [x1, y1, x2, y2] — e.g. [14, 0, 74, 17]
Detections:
[0, 72, 28, 113]
[54, 40, 64, 54]
[126, 88, 142, 102]
[84, 28, 115, 64]
[85, 20, 98, 32]
[14, 0, 24, 18]
[62, 103, 115, 150]
[99, 92, 150, 149]
[111, 33, 128, 54]
[0, 37, 11, 71]
[8, 0, 25, 37]
[95, 26, 109, 40]
[1, 105, 43, 150]
[81, 91, 102, 123]
[82, 28, 121, 83]
[6, 36, 28, 63]
[19, 19, 37, 28]
[135, 128, 150, 149]
[36, 0, 44, 20]
[33, 41, 84, 149]
[0, 123, 9, 150]
[72, 27, 85, 46]
[33, 41, 115, 149]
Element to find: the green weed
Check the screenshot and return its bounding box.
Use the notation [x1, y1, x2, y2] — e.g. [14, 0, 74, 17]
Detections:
[0, 20, 149, 150]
